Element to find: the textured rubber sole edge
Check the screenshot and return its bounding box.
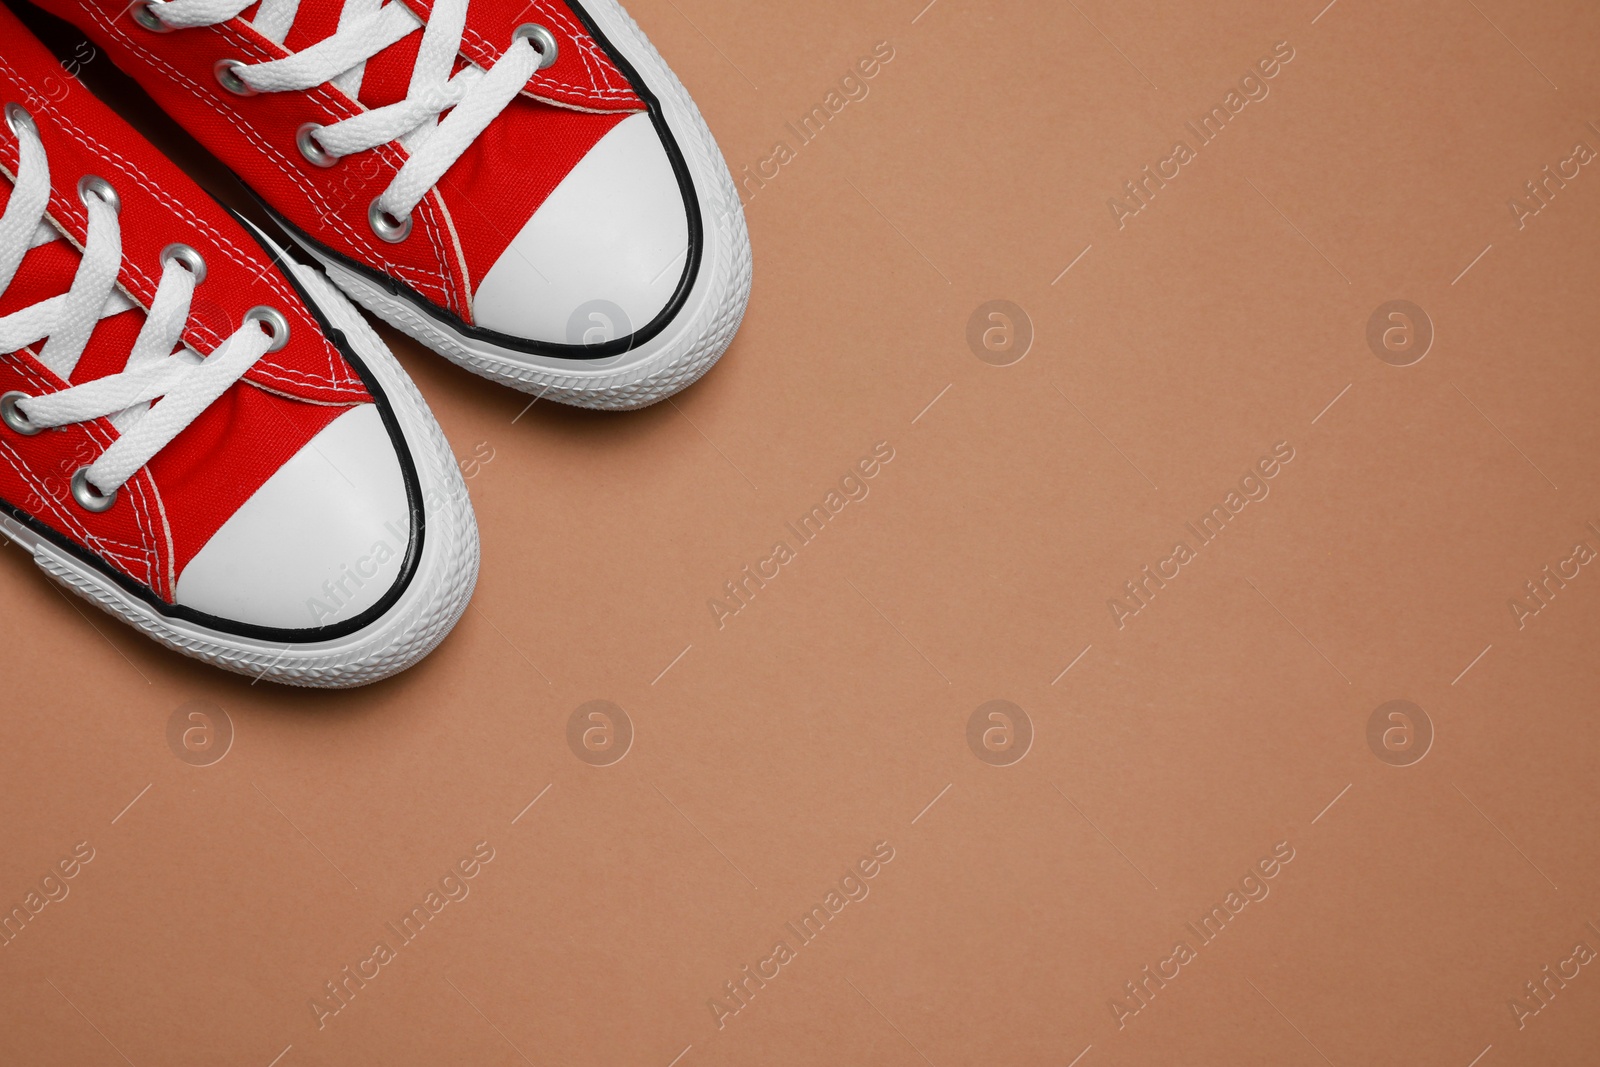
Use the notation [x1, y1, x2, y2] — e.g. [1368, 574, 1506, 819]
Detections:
[1, 258, 481, 689]
[289, 0, 754, 412]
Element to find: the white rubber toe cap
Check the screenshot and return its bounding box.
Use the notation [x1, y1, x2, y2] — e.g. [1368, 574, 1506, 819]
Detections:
[174, 404, 411, 631]
[471, 112, 691, 345]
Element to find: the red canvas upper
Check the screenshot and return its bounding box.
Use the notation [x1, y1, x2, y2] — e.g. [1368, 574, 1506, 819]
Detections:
[36, 0, 648, 326]
[396, 0, 643, 112]
[0, 3, 369, 601]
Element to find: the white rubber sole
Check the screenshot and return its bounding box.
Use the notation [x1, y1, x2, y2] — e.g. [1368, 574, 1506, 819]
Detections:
[0, 255, 481, 689]
[282, 0, 753, 412]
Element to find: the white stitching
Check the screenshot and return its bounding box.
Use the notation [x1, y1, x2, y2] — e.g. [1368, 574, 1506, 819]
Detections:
[444, 2, 638, 100]
[0, 352, 164, 589]
[85, 7, 466, 321]
[1, 46, 370, 395]
[2, 348, 166, 588]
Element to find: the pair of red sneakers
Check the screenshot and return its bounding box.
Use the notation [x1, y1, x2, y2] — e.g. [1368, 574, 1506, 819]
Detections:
[0, 0, 752, 685]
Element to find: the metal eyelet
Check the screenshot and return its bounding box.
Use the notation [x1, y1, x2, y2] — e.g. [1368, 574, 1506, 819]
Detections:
[295, 123, 340, 168]
[130, 1, 173, 33]
[213, 59, 258, 97]
[368, 199, 413, 244]
[512, 23, 559, 70]
[243, 306, 291, 352]
[77, 175, 120, 214]
[71, 467, 116, 513]
[0, 392, 40, 436]
[159, 243, 207, 284]
[4, 102, 35, 137]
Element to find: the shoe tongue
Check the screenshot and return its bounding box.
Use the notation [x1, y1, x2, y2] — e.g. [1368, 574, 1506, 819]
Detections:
[270, 1, 341, 52]
[0, 239, 145, 387]
[0, 179, 150, 386]
[0, 177, 74, 317]
[0, 237, 75, 319]
[349, 33, 436, 111]
[247, 0, 466, 112]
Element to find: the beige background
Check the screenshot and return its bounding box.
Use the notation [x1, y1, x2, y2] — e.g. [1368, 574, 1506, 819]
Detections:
[4, 0, 1600, 1063]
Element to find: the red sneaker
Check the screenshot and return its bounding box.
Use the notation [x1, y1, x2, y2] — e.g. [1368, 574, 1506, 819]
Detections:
[0, 8, 479, 687]
[40, 0, 754, 409]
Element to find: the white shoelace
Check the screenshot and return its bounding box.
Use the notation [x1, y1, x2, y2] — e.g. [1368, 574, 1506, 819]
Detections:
[0, 107, 275, 502]
[144, 0, 552, 231]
